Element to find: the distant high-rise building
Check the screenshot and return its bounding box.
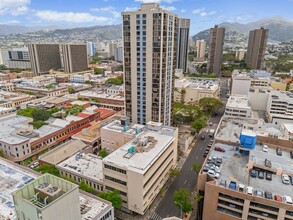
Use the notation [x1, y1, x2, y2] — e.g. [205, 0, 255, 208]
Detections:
[108, 42, 116, 58]
[87, 42, 95, 57]
[176, 18, 190, 73]
[0, 51, 9, 65]
[122, 3, 179, 126]
[207, 25, 225, 75]
[61, 44, 88, 73]
[235, 49, 245, 61]
[246, 27, 269, 69]
[114, 46, 123, 62]
[28, 44, 61, 75]
[196, 39, 206, 61]
[5, 47, 31, 69]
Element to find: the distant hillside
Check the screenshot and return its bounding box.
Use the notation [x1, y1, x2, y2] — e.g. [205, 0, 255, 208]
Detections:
[0, 24, 61, 35]
[193, 17, 293, 44]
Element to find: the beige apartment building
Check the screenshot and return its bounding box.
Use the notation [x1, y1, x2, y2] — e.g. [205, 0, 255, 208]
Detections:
[207, 25, 225, 75]
[122, 3, 179, 126]
[246, 27, 269, 69]
[61, 44, 88, 73]
[196, 39, 206, 62]
[103, 121, 178, 215]
[28, 44, 62, 76]
[235, 49, 245, 61]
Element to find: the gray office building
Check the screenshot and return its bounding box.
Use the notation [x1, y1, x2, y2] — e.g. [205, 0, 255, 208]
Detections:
[61, 44, 88, 73]
[176, 18, 190, 73]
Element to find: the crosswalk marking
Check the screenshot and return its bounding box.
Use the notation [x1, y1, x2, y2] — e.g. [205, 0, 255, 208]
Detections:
[150, 212, 162, 220]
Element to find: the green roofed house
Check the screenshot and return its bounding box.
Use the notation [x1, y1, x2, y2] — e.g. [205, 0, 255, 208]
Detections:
[12, 173, 81, 220]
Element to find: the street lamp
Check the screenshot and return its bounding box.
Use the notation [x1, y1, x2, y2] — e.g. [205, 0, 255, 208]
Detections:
[174, 201, 183, 219]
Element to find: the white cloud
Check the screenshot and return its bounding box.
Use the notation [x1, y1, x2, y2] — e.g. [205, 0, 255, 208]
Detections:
[180, 9, 187, 13]
[161, 5, 176, 11]
[91, 6, 115, 12]
[124, 7, 138, 11]
[0, 0, 30, 15]
[192, 8, 216, 16]
[34, 10, 112, 24]
[135, 0, 178, 3]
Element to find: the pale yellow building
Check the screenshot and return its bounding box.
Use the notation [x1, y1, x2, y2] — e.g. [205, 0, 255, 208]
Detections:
[174, 78, 220, 104]
[271, 80, 287, 91]
[102, 121, 178, 215]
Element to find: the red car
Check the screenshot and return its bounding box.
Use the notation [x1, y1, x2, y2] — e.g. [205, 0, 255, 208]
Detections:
[214, 147, 225, 152]
[274, 195, 282, 202]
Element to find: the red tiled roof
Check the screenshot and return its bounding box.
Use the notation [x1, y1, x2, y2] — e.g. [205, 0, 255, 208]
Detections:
[77, 113, 91, 118]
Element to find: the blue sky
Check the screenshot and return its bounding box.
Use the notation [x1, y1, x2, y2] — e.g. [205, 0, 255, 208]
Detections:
[0, 0, 293, 34]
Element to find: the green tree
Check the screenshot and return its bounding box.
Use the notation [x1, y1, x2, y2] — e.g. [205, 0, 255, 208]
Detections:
[199, 97, 223, 114]
[85, 80, 94, 84]
[115, 65, 123, 71]
[192, 163, 202, 174]
[173, 188, 193, 213]
[94, 68, 105, 75]
[29, 121, 45, 129]
[61, 175, 75, 183]
[106, 76, 123, 85]
[159, 187, 166, 197]
[0, 64, 7, 70]
[191, 118, 207, 134]
[98, 190, 123, 209]
[17, 108, 35, 118]
[79, 180, 94, 193]
[194, 192, 204, 202]
[173, 113, 185, 126]
[169, 168, 181, 178]
[68, 87, 75, 94]
[48, 107, 59, 115]
[32, 108, 51, 121]
[65, 104, 85, 116]
[44, 84, 55, 89]
[99, 149, 108, 158]
[0, 149, 4, 157]
[34, 164, 60, 176]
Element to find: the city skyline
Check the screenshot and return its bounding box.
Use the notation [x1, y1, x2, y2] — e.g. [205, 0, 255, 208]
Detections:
[0, 0, 293, 35]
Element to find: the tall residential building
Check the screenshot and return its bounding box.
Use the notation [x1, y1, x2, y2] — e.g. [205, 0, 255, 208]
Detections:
[196, 39, 206, 61]
[176, 18, 190, 73]
[61, 44, 88, 73]
[28, 44, 61, 75]
[87, 42, 95, 57]
[235, 49, 245, 61]
[246, 27, 269, 69]
[207, 25, 225, 75]
[122, 3, 179, 126]
[108, 42, 116, 58]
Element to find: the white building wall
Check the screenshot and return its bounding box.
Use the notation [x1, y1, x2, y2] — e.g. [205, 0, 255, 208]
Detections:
[231, 78, 251, 95]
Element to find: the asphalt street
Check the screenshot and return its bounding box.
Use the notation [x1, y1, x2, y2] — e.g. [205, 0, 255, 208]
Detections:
[151, 78, 228, 219]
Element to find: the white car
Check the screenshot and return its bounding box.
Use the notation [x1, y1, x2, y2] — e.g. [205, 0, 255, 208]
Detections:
[207, 170, 220, 179]
[284, 196, 293, 204]
[246, 186, 254, 195]
[282, 174, 290, 185]
[262, 145, 268, 152]
[211, 165, 221, 173]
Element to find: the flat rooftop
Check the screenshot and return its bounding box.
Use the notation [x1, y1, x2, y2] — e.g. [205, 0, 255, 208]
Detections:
[39, 140, 88, 165]
[57, 153, 103, 183]
[103, 126, 176, 174]
[226, 95, 251, 110]
[80, 90, 124, 101]
[175, 78, 219, 91]
[216, 117, 258, 143]
[0, 158, 37, 219]
[72, 114, 122, 142]
[0, 115, 31, 144]
[206, 143, 293, 202]
[79, 193, 112, 220]
[102, 120, 145, 136]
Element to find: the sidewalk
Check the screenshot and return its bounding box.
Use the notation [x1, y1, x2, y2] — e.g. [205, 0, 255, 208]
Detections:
[116, 138, 196, 220]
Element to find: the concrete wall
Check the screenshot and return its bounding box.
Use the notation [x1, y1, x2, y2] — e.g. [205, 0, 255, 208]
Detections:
[248, 91, 268, 111]
[231, 79, 251, 96]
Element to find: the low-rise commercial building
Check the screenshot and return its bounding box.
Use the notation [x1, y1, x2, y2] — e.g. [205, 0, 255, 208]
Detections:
[174, 78, 220, 104]
[103, 122, 178, 215]
[225, 95, 251, 118]
[0, 90, 35, 108]
[101, 117, 145, 152]
[16, 84, 68, 98]
[0, 106, 16, 117]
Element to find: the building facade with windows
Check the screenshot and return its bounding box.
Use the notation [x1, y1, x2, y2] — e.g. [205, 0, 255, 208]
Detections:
[122, 3, 179, 126]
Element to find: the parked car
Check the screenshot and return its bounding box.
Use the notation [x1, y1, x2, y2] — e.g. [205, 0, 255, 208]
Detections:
[265, 159, 272, 168]
[264, 191, 273, 199]
[229, 181, 237, 190]
[215, 158, 223, 167]
[209, 122, 213, 126]
[238, 184, 245, 193]
[207, 170, 220, 179]
[262, 145, 268, 152]
[210, 165, 221, 173]
[276, 148, 282, 156]
[250, 169, 257, 178]
[283, 196, 293, 204]
[246, 186, 253, 195]
[30, 161, 39, 169]
[266, 172, 272, 181]
[203, 166, 209, 173]
[282, 174, 290, 185]
[254, 190, 264, 197]
[207, 144, 212, 148]
[214, 147, 225, 152]
[290, 151, 293, 159]
[274, 195, 283, 202]
[258, 170, 264, 179]
[201, 135, 205, 140]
